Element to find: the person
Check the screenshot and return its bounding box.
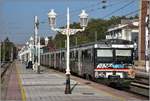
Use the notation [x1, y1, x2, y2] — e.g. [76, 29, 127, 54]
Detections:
[26, 61, 33, 69]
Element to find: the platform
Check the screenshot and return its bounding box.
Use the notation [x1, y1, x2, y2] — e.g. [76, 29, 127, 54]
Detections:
[14, 61, 148, 101]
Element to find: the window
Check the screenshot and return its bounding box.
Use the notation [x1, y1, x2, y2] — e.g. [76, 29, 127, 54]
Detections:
[97, 49, 113, 57]
[82, 49, 92, 61]
[116, 50, 131, 56]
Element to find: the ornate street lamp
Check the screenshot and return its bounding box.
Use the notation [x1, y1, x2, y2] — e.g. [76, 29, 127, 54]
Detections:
[48, 9, 57, 28]
[79, 10, 88, 28]
[48, 8, 88, 94]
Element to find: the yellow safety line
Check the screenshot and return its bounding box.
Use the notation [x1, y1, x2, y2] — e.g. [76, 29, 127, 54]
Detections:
[16, 64, 26, 101]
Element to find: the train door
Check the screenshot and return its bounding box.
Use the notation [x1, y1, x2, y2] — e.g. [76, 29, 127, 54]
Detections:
[81, 48, 93, 79]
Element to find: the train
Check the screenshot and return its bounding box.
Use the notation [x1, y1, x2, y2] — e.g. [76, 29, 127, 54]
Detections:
[40, 39, 135, 82]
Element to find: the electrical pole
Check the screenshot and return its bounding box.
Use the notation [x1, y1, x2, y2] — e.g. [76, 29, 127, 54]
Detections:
[138, 0, 148, 71]
[145, 1, 149, 72]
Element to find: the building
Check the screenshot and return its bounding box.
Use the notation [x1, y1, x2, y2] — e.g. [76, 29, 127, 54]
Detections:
[106, 19, 139, 42]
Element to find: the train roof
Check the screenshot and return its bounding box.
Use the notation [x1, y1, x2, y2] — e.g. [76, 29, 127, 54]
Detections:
[42, 39, 134, 54]
[69, 39, 134, 49]
[69, 39, 132, 49]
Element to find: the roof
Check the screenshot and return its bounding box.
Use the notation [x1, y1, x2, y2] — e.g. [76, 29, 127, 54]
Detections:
[107, 20, 139, 33]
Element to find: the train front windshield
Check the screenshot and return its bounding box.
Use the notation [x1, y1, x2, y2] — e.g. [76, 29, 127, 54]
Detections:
[115, 49, 133, 64]
[95, 49, 133, 65]
[96, 49, 113, 63]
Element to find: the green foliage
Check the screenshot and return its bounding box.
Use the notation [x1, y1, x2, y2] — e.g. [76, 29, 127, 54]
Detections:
[47, 16, 138, 49]
[1, 37, 16, 62]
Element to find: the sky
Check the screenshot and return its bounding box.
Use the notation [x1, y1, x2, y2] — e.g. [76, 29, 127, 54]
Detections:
[0, 0, 139, 44]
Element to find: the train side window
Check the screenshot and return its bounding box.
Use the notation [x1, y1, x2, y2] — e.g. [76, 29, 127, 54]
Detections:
[75, 51, 78, 61]
[82, 49, 92, 61]
[70, 51, 75, 60]
[61, 52, 65, 61]
[51, 54, 54, 60]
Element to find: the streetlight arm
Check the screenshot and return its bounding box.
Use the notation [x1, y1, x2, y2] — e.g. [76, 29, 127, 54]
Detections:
[51, 27, 67, 35]
[51, 27, 85, 35]
[69, 27, 85, 35]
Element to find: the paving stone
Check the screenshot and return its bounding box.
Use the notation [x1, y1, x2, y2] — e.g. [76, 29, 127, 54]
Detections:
[16, 62, 139, 101]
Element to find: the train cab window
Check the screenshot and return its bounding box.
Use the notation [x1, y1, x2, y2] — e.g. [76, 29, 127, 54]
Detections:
[116, 50, 131, 56]
[115, 49, 132, 63]
[96, 49, 113, 63]
[97, 49, 113, 57]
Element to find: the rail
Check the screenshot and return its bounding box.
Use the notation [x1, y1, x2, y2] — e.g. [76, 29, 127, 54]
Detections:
[130, 71, 149, 97]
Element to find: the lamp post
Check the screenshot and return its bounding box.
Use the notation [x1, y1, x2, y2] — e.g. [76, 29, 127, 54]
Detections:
[34, 16, 40, 73]
[48, 8, 88, 94]
[29, 36, 34, 69]
[37, 36, 49, 73]
[26, 41, 29, 64]
[29, 37, 33, 61]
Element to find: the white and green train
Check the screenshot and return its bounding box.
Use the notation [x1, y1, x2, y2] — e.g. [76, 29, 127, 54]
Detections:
[41, 39, 135, 81]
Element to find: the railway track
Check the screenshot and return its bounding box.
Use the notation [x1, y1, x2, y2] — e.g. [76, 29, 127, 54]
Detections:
[130, 71, 149, 97]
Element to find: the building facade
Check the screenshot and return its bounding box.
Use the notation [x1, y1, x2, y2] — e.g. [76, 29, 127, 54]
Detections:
[106, 19, 139, 42]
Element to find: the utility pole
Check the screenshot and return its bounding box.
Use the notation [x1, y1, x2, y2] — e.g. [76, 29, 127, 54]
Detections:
[138, 0, 148, 70]
[145, 1, 149, 72]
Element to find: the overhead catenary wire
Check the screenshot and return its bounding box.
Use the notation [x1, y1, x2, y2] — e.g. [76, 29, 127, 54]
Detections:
[101, 0, 136, 18]
[40, 0, 128, 24]
[57, 0, 133, 26]
[41, 0, 141, 31]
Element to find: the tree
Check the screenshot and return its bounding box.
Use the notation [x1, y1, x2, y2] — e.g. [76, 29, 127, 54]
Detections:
[1, 37, 16, 62]
[47, 15, 137, 49]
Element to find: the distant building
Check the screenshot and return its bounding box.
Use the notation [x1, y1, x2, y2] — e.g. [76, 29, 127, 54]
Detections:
[106, 19, 139, 42]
